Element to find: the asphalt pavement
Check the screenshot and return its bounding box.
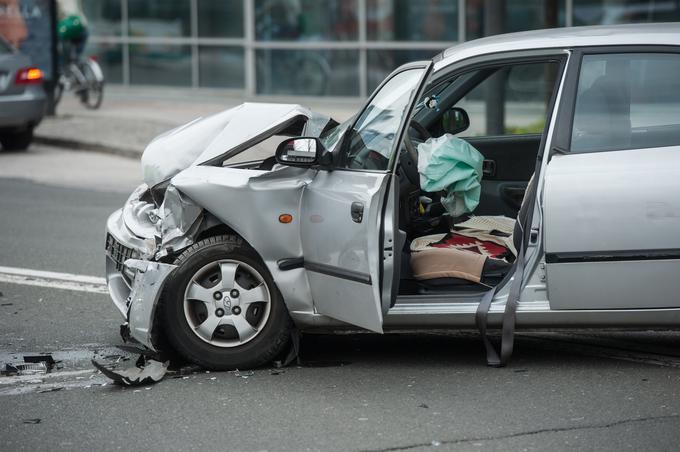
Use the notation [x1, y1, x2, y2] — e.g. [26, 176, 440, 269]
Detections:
[1, 144, 680, 451]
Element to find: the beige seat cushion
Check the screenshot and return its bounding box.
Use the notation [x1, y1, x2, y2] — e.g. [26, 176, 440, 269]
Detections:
[410, 247, 486, 283]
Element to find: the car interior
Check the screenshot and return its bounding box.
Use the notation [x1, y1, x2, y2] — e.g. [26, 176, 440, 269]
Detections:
[391, 60, 561, 296]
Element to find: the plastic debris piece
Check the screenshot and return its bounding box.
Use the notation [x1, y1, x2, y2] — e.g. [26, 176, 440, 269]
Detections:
[231, 369, 254, 379]
[91, 356, 169, 386]
[2, 362, 47, 376]
[38, 387, 64, 394]
[24, 355, 58, 372]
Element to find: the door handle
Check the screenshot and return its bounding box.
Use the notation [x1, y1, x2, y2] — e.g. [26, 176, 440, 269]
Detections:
[483, 159, 496, 177]
[351, 201, 364, 223]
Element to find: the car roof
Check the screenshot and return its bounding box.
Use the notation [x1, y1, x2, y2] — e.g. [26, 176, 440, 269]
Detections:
[435, 23, 680, 71]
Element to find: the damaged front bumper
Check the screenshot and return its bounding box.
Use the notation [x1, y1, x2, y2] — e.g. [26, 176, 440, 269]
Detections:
[106, 209, 176, 351]
[125, 259, 176, 350]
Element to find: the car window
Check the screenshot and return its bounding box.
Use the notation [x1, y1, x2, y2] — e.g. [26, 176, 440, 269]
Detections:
[571, 53, 680, 152]
[454, 61, 560, 137]
[319, 115, 353, 152]
[338, 68, 425, 171]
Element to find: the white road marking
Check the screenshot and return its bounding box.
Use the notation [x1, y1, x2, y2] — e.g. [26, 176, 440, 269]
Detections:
[0, 266, 108, 294]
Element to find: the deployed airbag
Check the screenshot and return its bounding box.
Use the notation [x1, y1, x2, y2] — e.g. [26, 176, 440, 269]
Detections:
[417, 135, 484, 217]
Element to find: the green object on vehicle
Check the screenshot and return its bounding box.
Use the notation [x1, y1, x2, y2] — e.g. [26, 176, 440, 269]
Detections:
[417, 134, 484, 217]
[58, 15, 87, 41]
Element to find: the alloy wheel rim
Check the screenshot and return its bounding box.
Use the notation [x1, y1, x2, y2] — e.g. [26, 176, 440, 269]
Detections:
[183, 259, 271, 347]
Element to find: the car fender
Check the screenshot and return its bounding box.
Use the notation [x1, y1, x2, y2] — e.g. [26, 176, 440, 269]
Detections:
[171, 165, 317, 314]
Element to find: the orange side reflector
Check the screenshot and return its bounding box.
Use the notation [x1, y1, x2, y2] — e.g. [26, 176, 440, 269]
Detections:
[279, 214, 293, 224]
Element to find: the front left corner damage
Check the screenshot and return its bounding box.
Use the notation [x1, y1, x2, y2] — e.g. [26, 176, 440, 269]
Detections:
[124, 259, 177, 351]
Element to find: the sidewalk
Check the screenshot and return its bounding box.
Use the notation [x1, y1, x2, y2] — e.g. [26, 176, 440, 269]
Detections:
[35, 86, 361, 159]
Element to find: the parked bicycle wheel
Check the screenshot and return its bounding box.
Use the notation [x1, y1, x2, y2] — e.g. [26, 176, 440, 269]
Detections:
[79, 58, 104, 110]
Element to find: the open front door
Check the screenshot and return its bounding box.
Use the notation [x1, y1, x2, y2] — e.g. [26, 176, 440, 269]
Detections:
[300, 62, 432, 332]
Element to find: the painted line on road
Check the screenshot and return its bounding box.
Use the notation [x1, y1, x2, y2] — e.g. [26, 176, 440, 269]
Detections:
[0, 266, 108, 294]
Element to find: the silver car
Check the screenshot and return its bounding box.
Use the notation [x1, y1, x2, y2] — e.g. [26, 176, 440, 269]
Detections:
[0, 37, 46, 151]
[105, 23, 680, 369]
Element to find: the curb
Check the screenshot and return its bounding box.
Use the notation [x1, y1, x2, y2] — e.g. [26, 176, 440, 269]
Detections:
[34, 135, 142, 160]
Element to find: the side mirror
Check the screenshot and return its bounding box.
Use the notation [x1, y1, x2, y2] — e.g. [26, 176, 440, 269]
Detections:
[442, 107, 470, 135]
[275, 137, 332, 168]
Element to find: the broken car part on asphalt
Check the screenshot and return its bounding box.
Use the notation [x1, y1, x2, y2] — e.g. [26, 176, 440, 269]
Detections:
[92, 355, 169, 386]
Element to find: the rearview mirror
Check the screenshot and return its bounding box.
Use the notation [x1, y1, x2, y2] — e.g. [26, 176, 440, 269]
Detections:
[442, 107, 470, 135]
[275, 137, 331, 168]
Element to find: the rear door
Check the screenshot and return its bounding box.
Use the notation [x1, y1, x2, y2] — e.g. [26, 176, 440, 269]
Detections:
[544, 48, 680, 310]
[301, 62, 432, 332]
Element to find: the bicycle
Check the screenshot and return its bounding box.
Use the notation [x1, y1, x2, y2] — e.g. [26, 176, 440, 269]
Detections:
[55, 52, 104, 110]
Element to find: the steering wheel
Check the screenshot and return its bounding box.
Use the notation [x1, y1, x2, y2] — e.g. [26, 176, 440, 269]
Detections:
[399, 120, 430, 187]
[409, 119, 431, 141]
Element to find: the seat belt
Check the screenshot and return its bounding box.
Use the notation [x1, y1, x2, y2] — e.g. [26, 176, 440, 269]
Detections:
[475, 228, 525, 367]
[475, 149, 542, 367]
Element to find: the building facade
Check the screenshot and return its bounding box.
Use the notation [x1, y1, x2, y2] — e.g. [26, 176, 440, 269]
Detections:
[84, 0, 680, 98]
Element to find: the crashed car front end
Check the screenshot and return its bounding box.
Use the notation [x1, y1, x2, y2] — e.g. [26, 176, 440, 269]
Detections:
[105, 182, 203, 349]
[105, 102, 336, 352]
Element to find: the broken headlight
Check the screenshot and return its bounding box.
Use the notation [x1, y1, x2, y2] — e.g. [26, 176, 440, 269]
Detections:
[122, 183, 161, 244]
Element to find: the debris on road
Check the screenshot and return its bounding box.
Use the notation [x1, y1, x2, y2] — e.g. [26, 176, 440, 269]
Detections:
[91, 355, 169, 386]
[1, 354, 58, 376]
[230, 369, 254, 379]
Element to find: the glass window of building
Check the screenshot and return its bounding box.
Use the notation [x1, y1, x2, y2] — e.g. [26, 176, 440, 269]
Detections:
[129, 44, 192, 86]
[84, 42, 123, 84]
[82, 0, 122, 36]
[199, 46, 245, 88]
[256, 49, 360, 96]
[366, 0, 459, 42]
[255, 0, 358, 41]
[367, 49, 439, 93]
[197, 0, 244, 38]
[573, 0, 680, 25]
[466, 0, 565, 40]
[128, 0, 191, 38]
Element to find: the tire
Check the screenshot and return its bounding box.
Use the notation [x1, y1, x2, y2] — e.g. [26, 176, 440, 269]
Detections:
[0, 128, 33, 151]
[160, 235, 292, 370]
[79, 60, 104, 110]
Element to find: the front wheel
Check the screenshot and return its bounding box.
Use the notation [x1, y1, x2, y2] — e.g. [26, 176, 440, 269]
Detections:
[160, 235, 292, 370]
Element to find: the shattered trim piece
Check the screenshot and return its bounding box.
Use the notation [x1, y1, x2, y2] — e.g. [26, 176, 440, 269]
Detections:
[92, 356, 169, 386]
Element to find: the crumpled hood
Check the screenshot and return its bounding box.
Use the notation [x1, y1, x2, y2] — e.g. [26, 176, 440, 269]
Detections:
[141, 102, 323, 187]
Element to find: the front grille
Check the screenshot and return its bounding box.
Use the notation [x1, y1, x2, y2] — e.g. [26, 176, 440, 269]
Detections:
[106, 233, 135, 271]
